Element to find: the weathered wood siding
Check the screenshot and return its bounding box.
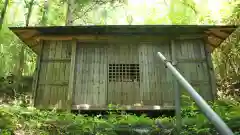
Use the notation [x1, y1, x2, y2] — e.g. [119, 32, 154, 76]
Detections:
[74, 43, 108, 106]
[34, 40, 72, 109]
[73, 42, 174, 107]
[174, 39, 213, 100]
[139, 42, 174, 106]
[34, 37, 214, 109]
[72, 39, 213, 108]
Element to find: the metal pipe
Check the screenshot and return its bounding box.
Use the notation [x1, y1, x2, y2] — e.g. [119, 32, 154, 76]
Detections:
[157, 52, 234, 135]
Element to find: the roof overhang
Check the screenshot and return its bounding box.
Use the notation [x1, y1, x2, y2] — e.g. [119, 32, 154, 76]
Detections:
[9, 25, 239, 54]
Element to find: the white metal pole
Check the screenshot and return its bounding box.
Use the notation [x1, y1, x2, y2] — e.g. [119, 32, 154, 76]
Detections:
[157, 52, 233, 135]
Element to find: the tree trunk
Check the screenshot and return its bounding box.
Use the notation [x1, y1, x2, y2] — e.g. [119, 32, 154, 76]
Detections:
[65, 0, 76, 25]
[0, 0, 9, 30]
[26, 0, 35, 26]
[40, 0, 49, 25]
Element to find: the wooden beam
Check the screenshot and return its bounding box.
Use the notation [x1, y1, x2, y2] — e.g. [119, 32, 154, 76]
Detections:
[32, 41, 43, 106]
[177, 58, 206, 63]
[67, 40, 77, 111]
[203, 40, 217, 100]
[219, 29, 234, 34]
[71, 104, 175, 110]
[207, 36, 222, 47]
[38, 81, 69, 86]
[32, 34, 204, 42]
[41, 58, 71, 62]
[206, 32, 226, 40]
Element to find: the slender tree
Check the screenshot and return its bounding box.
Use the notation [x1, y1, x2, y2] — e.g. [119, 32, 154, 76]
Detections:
[40, 0, 49, 25]
[65, 0, 75, 25]
[0, 0, 9, 30]
[25, 0, 35, 26]
[16, 0, 35, 91]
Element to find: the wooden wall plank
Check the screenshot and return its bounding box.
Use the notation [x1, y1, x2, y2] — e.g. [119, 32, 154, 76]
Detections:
[67, 40, 77, 111]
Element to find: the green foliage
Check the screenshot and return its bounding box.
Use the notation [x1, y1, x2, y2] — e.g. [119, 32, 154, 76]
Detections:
[0, 98, 240, 135]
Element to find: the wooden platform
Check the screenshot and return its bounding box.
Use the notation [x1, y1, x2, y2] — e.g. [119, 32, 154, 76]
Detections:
[72, 104, 175, 111]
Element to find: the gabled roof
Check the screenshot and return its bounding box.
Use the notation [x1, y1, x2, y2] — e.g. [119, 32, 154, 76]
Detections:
[9, 25, 238, 54]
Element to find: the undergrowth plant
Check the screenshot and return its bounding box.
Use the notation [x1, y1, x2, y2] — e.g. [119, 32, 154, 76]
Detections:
[0, 96, 240, 135]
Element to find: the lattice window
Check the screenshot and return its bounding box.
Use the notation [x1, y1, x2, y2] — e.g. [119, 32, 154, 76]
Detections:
[108, 64, 140, 82]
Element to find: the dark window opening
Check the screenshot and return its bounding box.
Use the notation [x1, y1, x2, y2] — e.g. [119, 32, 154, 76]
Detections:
[108, 64, 140, 82]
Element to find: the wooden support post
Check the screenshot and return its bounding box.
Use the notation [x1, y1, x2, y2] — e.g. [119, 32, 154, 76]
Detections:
[67, 40, 77, 111]
[203, 40, 217, 100]
[32, 41, 43, 106]
[171, 40, 181, 134]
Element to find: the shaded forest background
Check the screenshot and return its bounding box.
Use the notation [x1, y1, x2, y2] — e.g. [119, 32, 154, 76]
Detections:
[0, 0, 239, 100]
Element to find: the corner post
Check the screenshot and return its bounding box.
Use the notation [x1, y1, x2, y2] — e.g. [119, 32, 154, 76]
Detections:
[170, 39, 181, 134]
[203, 37, 217, 100]
[32, 41, 43, 107]
[67, 40, 77, 111]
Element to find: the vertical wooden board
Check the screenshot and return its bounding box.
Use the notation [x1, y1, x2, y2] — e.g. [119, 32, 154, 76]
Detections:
[125, 45, 129, 104]
[89, 47, 94, 104]
[93, 47, 98, 105]
[63, 86, 69, 108]
[54, 41, 62, 104]
[51, 43, 58, 107]
[153, 45, 160, 104]
[104, 45, 108, 106]
[114, 45, 120, 104]
[133, 44, 141, 103]
[131, 44, 138, 104]
[153, 45, 162, 105]
[42, 42, 53, 108]
[138, 44, 144, 103]
[83, 45, 88, 104]
[147, 44, 153, 104]
[67, 40, 76, 110]
[99, 45, 106, 105]
[73, 43, 107, 106]
[114, 44, 119, 104]
[55, 44, 61, 84]
[84, 46, 90, 104]
[155, 41, 173, 106]
[73, 46, 79, 104]
[76, 45, 83, 104]
[75, 46, 84, 104]
[193, 40, 204, 59]
[107, 44, 113, 104]
[119, 44, 124, 104]
[65, 41, 72, 59]
[139, 44, 147, 104]
[48, 41, 57, 107]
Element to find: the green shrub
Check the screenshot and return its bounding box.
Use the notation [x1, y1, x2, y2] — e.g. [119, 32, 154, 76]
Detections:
[0, 97, 239, 135]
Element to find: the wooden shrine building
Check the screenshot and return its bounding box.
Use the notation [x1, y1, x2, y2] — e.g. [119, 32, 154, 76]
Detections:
[9, 25, 238, 110]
